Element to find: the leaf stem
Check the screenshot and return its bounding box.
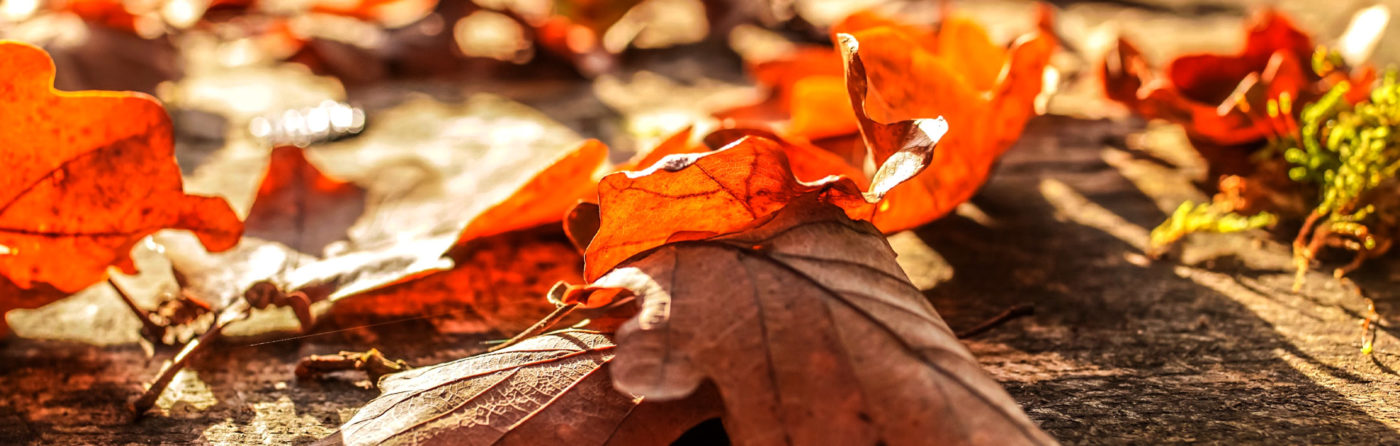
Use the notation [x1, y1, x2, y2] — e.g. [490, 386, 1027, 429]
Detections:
[487, 303, 579, 353]
[956, 304, 1034, 339]
[129, 301, 248, 416]
[107, 278, 164, 342]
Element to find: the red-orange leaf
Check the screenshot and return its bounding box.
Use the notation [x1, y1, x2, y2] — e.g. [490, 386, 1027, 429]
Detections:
[456, 139, 609, 244]
[582, 129, 941, 282]
[1100, 9, 1373, 147]
[719, 9, 1054, 233]
[0, 41, 242, 295]
[456, 128, 707, 246]
[244, 146, 366, 255]
[835, 14, 1055, 232]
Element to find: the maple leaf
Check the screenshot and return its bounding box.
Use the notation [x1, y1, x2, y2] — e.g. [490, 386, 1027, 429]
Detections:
[324, 331, 723, 446]
[0, 41, 242, 335]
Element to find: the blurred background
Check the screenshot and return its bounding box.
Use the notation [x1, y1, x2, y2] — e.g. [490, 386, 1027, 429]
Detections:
[6, 0, 1400, 444]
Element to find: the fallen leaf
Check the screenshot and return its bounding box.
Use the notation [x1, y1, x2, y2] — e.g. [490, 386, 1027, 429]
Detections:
[160, 96, 589, 319]
[581, 123, 942, 282]
[718, 10, 1054, 232]
[455, 140, 609, 243]
[326, 331, 722, 446]
[568, 157, 1052, 444]
[0, 41, 242, 333]
[835, 13, 1055, 232]
[243, 146, 367, 255]
[307, 0, 438, 26]
[1100, 9, 1374, 147]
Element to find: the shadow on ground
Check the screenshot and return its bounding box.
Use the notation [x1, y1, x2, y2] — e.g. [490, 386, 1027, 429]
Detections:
[916, 116, 1400, 443]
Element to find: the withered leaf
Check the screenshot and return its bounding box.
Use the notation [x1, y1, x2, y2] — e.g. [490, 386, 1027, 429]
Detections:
[243, 145, 367, 256]
[159, 96, 593, 319]
[0, 41, 242, 334]
[326, 331, 722, 446]
[588, 200, 1052, 445]
[581, 131, 940, 282]
[562, 116, 1051, 444]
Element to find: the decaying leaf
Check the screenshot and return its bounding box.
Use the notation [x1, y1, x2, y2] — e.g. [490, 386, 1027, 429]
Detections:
[589, 202, 1052, 445]
[243, 146, 368, 255]
[325, 331, 722, 446]
[561, 127, 1051, 444]
[0, 41, 242, 335]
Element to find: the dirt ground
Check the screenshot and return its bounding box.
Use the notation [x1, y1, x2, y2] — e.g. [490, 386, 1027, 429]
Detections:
[3, 0, 1400, 444]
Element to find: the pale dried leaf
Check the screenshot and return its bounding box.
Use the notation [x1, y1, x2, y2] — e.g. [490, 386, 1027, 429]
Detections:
[593, 200, 1055, 446]
[331, 331, 721, 446]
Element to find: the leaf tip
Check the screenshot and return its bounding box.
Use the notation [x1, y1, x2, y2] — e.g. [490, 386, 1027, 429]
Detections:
[915, 116, 949, 143]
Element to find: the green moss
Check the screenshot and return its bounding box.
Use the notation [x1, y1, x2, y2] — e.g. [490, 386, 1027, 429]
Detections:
[1148, 201, 1277, 249]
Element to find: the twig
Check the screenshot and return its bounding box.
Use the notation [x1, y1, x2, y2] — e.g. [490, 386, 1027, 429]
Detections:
[295, 349, 411, 389]
[129, 301, 248, 416]
[957, 304, 1034, 339]
[107, 278, 165, 342]
[487, 303, 579, 352]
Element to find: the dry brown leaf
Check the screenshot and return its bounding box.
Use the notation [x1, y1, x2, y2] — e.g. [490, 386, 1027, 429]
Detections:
[578, 201, 1052, 445]
[325, 331, 722, 446]
[243, 146, 367, 255]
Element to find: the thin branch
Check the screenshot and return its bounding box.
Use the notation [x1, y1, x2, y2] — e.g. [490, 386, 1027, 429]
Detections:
[487, 303, 579, 353]
[957, 304, 1035, 339]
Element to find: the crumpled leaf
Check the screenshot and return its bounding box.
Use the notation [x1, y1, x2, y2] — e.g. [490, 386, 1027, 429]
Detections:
[581, 130, 940, 281]
[161, 96, 585, 313]
[1101, 9, 1374, 147]
[0, 41, 242, 332]
[572, 179, 1051, 445]
[719, 9, 1054, 232]
[836, 13, 1055, 232]
[327, 331, 722, 446]
[161, 98, 704, 335]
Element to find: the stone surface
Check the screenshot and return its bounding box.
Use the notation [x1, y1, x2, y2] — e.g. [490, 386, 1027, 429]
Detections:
[4, 0, 1400, 444]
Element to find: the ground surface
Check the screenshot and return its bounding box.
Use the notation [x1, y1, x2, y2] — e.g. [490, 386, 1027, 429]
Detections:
[4, 0, 1400, 444]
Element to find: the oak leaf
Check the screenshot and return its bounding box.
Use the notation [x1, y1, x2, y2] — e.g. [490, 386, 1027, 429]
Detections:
[580, 128, 942, 282]
[0, 41, 241, 334]
[325, 331, 722, 446]
[562, 136, 1051, 444]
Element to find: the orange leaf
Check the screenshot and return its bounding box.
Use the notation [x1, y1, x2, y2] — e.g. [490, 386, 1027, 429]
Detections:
[582, 130, 940, 281]
[836, 17, 1054, 232]
[456, 127, 707, 246]
[720, 10, 1054, 233]
[308, 0, 437, 24]
[455, 139, 609, 244]
[0, 41, 242, 294]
